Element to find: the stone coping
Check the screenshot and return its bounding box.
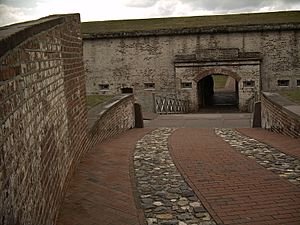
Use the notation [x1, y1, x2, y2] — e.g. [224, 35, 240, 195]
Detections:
[0, 14, 79, 58]
[262, 91, 300, 120]
[87, 94, 133, 130]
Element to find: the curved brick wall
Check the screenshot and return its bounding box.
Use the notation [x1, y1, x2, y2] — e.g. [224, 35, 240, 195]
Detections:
[0, 15, 135, 225]
[0, 14, 86, 225]
[87, 94, 135, 147]
[261, 92, 300, 138]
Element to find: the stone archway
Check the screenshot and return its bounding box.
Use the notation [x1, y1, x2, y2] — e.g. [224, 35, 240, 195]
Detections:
[196, 73, 239, 111]
[193, 68, 241, 83]
[194, 68, 241, 111]
[174, 51, 261, 112]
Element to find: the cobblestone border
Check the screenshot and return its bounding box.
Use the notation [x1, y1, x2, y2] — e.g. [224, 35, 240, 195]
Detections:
[215, 128, 300, 187]
[134, 128, 216, 225]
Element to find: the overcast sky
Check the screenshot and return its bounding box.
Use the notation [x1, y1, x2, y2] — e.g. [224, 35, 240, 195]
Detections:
[1, 0, 300, 26]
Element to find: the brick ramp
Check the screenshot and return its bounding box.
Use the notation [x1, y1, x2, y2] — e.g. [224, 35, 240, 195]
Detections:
[237, 128, 300, 159]
[170, 128, 300, 225]
[57, 128, 153, 225]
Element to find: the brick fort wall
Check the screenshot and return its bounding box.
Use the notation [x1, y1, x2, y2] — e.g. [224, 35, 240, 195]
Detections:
[0, 14, 135, 225]
[0, 14, 86, 225]
[83, 12, 300, 112]
[261, 92, 300, 138]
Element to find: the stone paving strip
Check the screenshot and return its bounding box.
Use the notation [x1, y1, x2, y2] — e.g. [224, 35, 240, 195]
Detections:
[215, 128, 300, 187]
[134, 128, 216, 225]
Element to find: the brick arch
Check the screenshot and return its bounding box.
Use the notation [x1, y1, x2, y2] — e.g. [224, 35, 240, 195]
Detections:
[193, 68, 241, 82]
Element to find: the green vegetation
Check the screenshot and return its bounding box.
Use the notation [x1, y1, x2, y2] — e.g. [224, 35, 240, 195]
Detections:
[213, 75, 228, 89]
[82, 11, 300, 34]
[86, 95, 114, 109]
[279, 89, 300, 104]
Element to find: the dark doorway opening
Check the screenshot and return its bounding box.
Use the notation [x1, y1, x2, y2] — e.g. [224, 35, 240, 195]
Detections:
[197, 74, 238, 112]
[121, 87, 133, 94]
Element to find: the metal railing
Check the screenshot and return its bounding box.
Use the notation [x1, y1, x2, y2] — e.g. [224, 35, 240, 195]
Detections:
[153, 94, 189, 114]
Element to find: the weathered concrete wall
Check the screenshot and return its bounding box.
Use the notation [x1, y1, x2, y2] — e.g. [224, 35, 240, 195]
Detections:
[261, 92, 300, 138]
[84, 36, 176, 112]
[83, 20, 300, 112]
[0, 15, 136, 225]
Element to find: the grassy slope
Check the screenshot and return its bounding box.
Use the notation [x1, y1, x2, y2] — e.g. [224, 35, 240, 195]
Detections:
[279, 89, 300, 104]
[82, 11, 300, 34]
[86, 95, 114, 109]
[213, 75, 228, 89]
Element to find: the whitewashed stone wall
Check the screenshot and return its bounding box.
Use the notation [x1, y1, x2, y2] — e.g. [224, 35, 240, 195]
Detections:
[83, 28, 300, 112]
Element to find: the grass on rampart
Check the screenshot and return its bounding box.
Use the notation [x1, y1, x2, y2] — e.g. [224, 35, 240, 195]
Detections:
[87, 95, 114, 109]
[279, 89, 300, 104]
[213, 75, 228, 89]
[82, 11, 300, 34]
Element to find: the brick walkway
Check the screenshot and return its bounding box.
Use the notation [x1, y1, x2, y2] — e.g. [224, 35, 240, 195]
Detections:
[57, 127, 300, 225]
[237, 128, 300, 159]
[170, 128, 300, 225]
[57, 128, 153, 225]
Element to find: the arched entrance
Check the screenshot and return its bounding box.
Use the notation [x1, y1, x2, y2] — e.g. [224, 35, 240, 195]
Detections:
[197, 74, 239, 111]
[175, 51, 261, 112]
[194, 69, 241, 112]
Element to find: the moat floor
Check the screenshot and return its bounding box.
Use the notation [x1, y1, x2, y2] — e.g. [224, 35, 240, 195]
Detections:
[57, 127, 300, 225]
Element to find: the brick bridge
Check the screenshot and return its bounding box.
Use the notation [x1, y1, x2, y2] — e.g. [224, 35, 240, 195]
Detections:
[1, 13, 300, 225]
[57, 116, 300, 225]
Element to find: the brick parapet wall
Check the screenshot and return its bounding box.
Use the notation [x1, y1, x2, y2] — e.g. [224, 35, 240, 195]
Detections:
[0, 15, 135, 225]
[87, 94, 135, 148]
[0, 14, 85, 225]
[261, 92, 300, 138]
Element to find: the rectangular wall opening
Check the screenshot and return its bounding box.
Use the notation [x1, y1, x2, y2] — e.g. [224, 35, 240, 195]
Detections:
[181, 82, 192, 89]
[243, 80, 255, 88]
[144, 83, 155, 90]
[277, 80, 289, 87]
[99, 84, 109, 90]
